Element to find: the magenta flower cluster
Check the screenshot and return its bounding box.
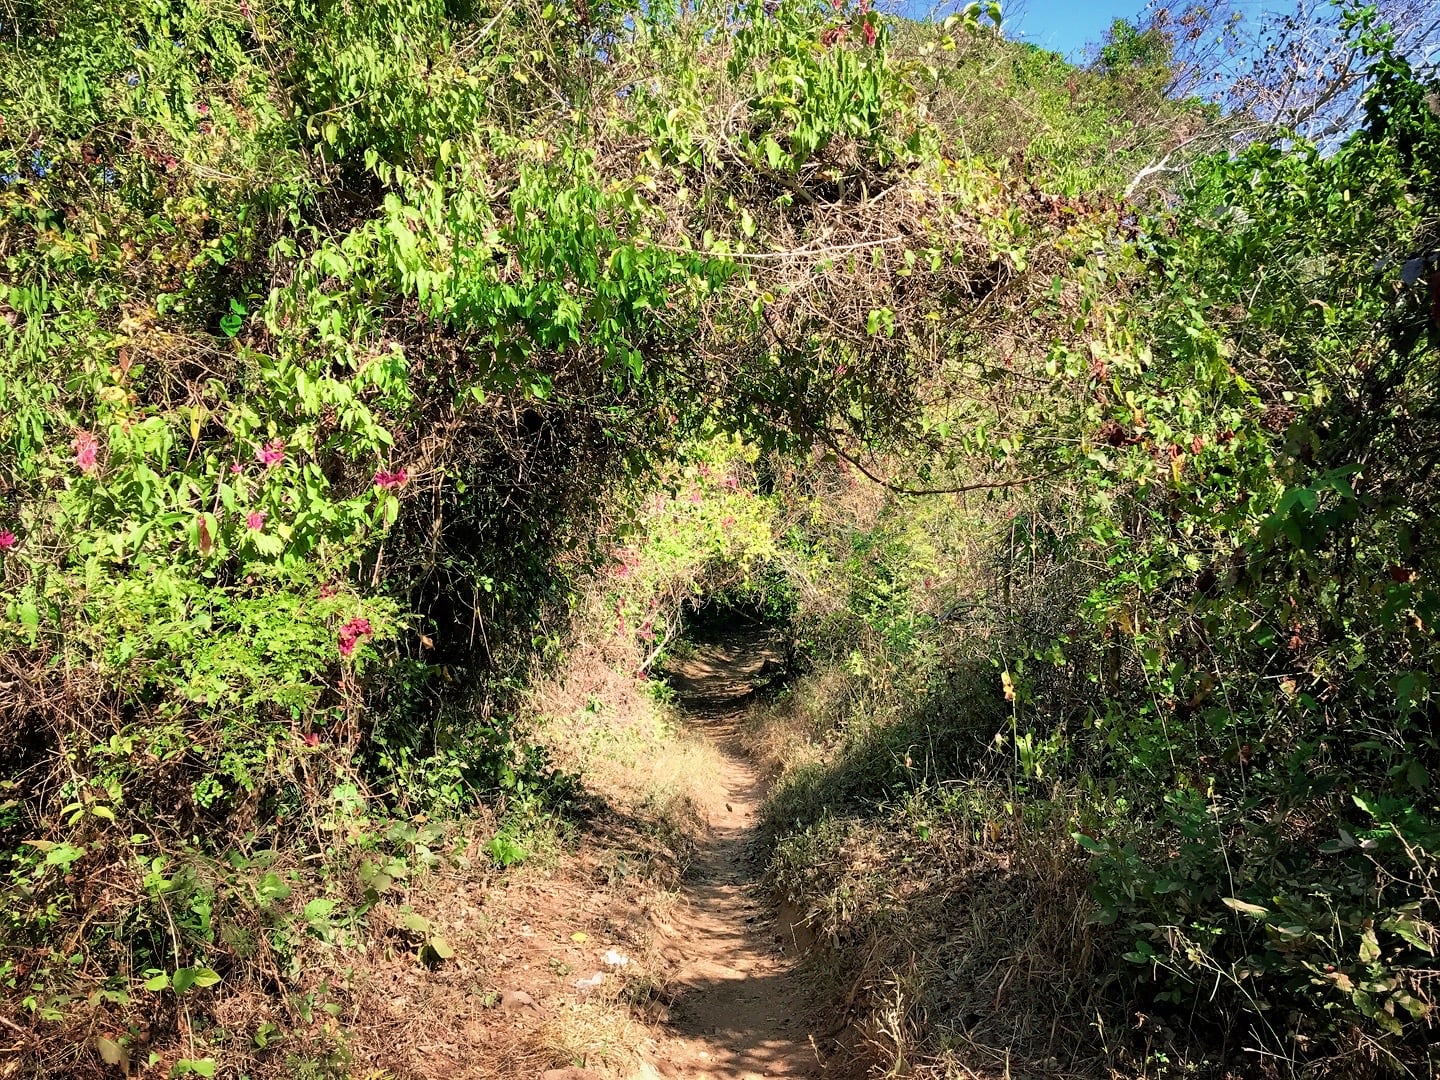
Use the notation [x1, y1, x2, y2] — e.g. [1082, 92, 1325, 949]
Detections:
[337, 617, 373, 658]
[255, 439, 285, 468]
[74, 430, 100, 472]
[373, 467, 408, 490]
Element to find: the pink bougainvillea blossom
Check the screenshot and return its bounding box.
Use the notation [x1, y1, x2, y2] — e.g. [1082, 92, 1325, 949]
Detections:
[0, 530, 15, 551]
[245, 510, 266, 530]
[73, 430, 100, 473]
[230, 462, 244, 475]
[373, 467, 408, 490]
[254, 438, 284, 468]
[337, 616, 373, 658]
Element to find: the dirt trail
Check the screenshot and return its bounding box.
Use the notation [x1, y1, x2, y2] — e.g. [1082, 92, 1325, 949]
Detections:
[645, 629, 822, 1080]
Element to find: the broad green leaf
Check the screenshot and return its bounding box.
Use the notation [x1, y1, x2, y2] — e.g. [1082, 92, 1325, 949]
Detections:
[426, 935, 455, 960]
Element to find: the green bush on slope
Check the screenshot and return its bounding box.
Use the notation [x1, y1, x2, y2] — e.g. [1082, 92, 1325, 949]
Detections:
[756, 20, 1440, 1077]
[0, 0, 1110, 1070]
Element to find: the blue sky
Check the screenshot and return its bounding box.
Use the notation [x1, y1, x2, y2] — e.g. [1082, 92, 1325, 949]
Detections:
[892, 0, 1152, 62]
[1001, 0, 1144, 61]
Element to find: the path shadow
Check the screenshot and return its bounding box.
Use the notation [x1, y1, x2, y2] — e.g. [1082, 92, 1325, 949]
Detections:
[641, 630, 828, 1078]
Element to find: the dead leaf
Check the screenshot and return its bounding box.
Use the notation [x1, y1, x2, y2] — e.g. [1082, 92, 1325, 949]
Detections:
[96, 1035, 128, 1069]
[499, 989, 537, 1013]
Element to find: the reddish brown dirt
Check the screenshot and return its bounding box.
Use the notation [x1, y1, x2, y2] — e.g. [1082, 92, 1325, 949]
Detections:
[329, 630, 826, 1080]
[645, 630, 823, 1080]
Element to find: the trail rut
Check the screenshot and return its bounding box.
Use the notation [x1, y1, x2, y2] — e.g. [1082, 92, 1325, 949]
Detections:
[645, 630, 821, 1080]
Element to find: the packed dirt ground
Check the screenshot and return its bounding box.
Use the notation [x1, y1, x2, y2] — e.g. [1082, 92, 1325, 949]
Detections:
[340, 629, 830, 1080]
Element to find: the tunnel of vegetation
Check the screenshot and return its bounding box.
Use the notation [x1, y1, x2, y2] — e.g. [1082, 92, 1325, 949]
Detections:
[1, 0, 1438, 1076]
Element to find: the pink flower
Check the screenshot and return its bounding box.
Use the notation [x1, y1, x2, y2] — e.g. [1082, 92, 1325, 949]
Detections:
[338, 616, 373, 658]
[196, 102, 210, 117]
[373, 467, 408, 490]
[863, 20, 877, 46]
[319, 583, 338, 599]
[722, 516, 736, 527]
[302, 732, 320, 747]
[245, 510, 266, 530]
[73, 430, 100, 473]
[688, 490, 703, 504]
[0, 530, 15, 551]
[255, 438, 284, 468]
[230, 463, 244, 475]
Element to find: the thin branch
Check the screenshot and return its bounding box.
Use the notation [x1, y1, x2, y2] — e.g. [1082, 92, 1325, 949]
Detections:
[824, 439, 1062, 497]
[656, 234, 905, 261]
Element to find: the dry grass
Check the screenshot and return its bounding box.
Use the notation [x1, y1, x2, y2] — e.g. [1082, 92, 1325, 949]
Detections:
[765, 784, 1112, 1080]
[742, 664, 857, 780]
[527, 643, 731, 839]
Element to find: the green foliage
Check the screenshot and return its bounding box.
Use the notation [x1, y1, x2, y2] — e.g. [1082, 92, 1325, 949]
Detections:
[1096, 18, 1173, 75]
[8, 0, 1437, 1074]
[747, 19, 1440, 1074]
[967, 24, 1440, 1066]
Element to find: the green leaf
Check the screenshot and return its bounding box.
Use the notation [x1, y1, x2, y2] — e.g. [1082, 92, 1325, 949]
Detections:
[303, 897, 337, 925]
[171, 966, 219, 994]
[1380, 914, 1436, 955]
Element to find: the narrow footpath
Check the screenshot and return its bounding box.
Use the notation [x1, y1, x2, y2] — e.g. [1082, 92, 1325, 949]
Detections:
[644, 630, 822, 1080]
